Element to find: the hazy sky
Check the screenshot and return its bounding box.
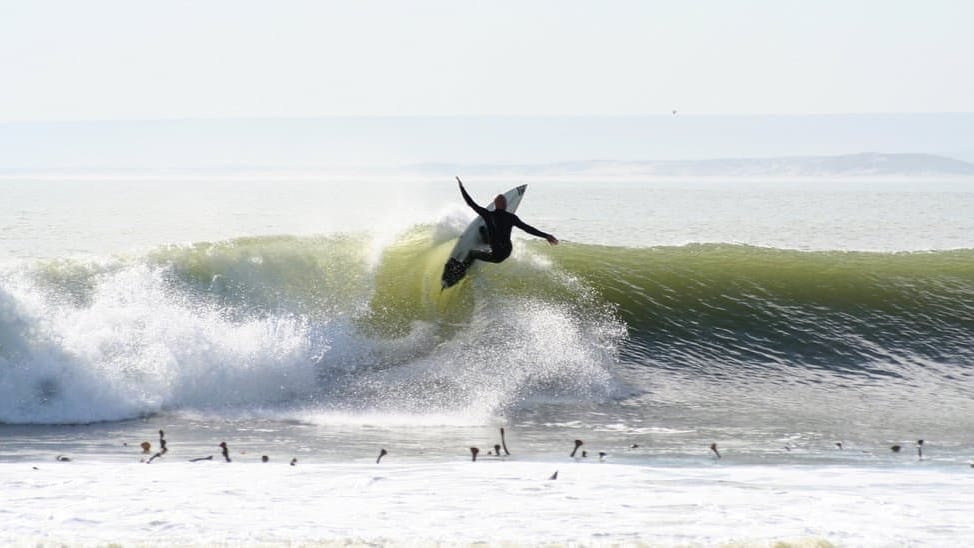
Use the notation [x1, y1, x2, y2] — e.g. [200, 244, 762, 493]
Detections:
[2, 0, 973, 122]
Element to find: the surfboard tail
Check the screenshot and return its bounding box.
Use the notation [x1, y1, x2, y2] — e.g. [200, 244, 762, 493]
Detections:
[441, 258, 468, 289]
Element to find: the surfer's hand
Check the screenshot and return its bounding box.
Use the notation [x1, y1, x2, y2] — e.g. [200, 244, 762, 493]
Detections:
[546, 235, 559, 245]
[456, 176, 463, 187]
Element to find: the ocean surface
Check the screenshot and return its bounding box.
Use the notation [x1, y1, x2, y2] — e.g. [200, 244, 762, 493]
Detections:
[2, 176, 974, 546]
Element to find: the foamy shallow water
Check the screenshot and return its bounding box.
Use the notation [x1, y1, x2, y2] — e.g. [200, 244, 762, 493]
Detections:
[3, 459, 973, 546]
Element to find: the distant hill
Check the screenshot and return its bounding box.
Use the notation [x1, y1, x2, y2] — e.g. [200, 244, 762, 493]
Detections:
[3, 115, 974, 171]
[417, 153, 974, 178]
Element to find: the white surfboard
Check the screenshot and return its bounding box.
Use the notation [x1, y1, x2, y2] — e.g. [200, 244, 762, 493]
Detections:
[441, 184, 527, 289]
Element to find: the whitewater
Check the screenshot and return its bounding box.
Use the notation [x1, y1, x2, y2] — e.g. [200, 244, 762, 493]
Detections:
[2, 177, 974, 546]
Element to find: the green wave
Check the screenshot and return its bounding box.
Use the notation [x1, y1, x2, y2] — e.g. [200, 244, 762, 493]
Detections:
[11, 233, 974, 374]
[549, 243, 974, 370]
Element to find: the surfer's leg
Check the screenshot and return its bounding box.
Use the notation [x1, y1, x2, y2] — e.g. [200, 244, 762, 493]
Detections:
[467, 249, 507, 264]
[464, 249, 494, 266]
[483, 242, 512, 264]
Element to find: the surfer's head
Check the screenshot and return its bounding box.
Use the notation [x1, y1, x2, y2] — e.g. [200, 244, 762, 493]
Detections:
[493, 194, 507, 210]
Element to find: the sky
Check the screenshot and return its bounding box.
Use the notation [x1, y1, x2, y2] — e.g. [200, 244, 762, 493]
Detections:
[2, 0, 974, 122]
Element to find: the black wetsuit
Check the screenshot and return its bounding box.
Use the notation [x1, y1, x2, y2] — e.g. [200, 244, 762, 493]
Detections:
[460, 185, 553, 264]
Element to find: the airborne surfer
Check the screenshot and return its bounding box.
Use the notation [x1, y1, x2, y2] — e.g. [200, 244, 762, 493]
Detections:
[454, 177, 558, 269]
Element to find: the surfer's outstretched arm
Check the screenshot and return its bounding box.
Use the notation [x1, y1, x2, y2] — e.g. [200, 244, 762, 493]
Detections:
[457, 177, 490, 218]
[513, 216, 559, 245]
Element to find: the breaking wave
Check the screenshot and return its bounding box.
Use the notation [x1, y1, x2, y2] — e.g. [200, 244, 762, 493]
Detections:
[2, 218, 973, 424]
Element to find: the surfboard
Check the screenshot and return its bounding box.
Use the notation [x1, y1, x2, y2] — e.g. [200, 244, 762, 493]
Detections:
[441, 184, 527, 289]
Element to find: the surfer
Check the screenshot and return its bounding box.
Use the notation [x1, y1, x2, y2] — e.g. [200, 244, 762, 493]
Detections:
[456, 177, 558, 267]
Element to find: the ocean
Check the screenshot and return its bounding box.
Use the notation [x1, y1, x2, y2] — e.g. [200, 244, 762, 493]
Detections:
[2, 176, 974, 546]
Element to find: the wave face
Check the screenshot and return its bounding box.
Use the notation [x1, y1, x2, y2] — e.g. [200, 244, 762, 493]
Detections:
[557, 244, 974, 372]
[2, 225, 973, 425]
